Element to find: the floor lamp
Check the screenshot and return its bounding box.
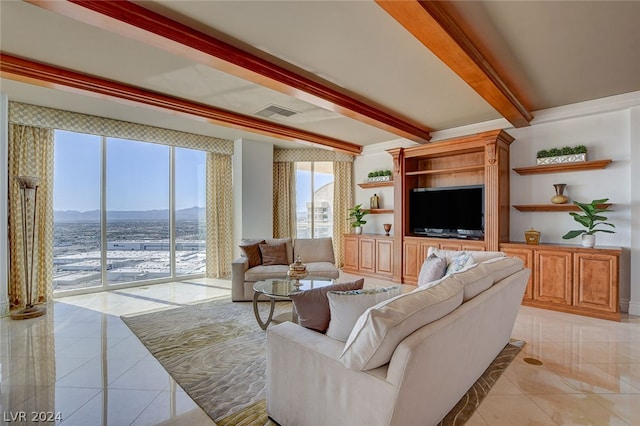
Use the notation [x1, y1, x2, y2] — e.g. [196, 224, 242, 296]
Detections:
[11, 176, 46, 320]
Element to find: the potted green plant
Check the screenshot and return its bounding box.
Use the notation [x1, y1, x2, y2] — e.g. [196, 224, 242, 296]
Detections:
[536, 145, 588, 165]
[367, 169, 393, 182]
[348, 204, 369, 234]
[561, 198, 615, 247]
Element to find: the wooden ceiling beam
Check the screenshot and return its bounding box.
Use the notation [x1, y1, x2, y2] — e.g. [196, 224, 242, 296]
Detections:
[376, 0, 533, 128]
[0, 53, 362, 154]
[25, 0, 432, 143]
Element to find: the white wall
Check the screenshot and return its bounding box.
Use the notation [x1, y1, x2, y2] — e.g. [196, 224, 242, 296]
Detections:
[0, 93, 8, 316]
[629, 106, 640, 316]
[232, 138, 273, 259]
[353, 139, 414, 236]
[354, 92, 639, 314]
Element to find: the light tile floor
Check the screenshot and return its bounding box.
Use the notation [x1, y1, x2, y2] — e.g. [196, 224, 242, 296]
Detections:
[1, 274, 639, 425]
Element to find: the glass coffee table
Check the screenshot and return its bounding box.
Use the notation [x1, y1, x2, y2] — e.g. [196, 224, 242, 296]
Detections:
[252, 276, 336, 330]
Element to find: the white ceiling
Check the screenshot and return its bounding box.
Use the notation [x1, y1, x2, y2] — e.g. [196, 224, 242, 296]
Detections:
[1, 0, 639, 151]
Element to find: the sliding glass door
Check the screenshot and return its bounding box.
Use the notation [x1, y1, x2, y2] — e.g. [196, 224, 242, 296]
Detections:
[53, 131, 207, 295]
[106, 138, 171, 285]
[295, 162, 334, 239]
[53, 131, 102, 292]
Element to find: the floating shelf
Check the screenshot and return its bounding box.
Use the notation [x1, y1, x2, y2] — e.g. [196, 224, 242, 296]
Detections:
[368, 209, 393, 214]
[406, 164, 484, 176]
[513, 159, 612, 175]
[513, 203, 612, 212]
[357, 181, 394, 189]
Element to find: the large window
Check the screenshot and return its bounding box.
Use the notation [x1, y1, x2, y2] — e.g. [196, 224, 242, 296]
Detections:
[295, 162, 334, 238]
[53, 131, 207, 294]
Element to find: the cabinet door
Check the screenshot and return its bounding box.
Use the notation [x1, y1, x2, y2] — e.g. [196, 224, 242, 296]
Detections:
[573, 253, 619, 313]
[502, 247, 534, 300]
[375, 239, 394, 276]
[359, 237, 376, 274]
[439, 243, 462, 251]
[403, 239, 420, 283]
[343, 235, 359, 272]
[535, 250, 572, 305]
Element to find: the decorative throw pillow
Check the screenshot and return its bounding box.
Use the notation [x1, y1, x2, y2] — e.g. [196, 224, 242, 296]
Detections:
[289, 279, 364, 333]
[417, 253, 447, 287]
[239, 240, 265, 268]
[259, 242, 289, 265]
[445, 252, 474, 275]
[326, 285, 402, 342]
[340, 278, 464, 371]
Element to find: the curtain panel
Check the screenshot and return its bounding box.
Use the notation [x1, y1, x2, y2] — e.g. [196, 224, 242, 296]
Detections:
[8, 124, 54, 309]
[206, 153, 233, 278]
[273, 162, 296, 239]
[332, 161, 354, 268]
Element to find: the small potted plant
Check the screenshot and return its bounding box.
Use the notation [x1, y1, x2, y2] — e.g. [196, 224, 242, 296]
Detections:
[367, 170, 393, 182]
[348, 204, 369, 234]
[536, 145, 588, 165]
[562, 198, 615, 247]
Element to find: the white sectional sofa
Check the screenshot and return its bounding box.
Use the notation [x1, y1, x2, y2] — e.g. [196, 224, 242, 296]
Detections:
[231, 237, 339, 302]
[266, 253, 529, 426]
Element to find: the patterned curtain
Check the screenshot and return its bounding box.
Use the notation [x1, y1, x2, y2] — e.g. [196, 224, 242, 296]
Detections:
[273, 162, 296, 238]
[8, 124, 54, 309]
[206, 153, 233, 277]
[333, 161, 353, 268]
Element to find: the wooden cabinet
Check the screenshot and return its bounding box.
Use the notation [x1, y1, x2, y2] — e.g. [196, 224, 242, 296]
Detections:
[573, 252, 619, 313]
[343, 234, 394, 279]
[535, 250, 572, 305]
[500, 243, 621, 321]
[387, 129, 514, 284]
[501, 246, 533, 300]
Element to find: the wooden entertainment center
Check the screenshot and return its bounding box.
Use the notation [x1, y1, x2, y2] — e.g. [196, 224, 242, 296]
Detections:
[345, 128, 622, 320]
[387, 129, 513, 284]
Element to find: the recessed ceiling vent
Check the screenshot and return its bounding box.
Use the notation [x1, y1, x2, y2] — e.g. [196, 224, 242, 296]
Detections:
[255, 104, 299, 119]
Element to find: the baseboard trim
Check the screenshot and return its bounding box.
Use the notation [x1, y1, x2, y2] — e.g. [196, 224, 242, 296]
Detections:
[627, 300, 640, 317]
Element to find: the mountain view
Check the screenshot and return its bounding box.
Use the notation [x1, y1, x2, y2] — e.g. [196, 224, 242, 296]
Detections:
[54, 206, 206, 222]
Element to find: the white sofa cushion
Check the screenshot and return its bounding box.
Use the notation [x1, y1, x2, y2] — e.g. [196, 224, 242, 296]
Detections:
[326, 285, 401, 342]
[447, 263, 493, 302]
[305, 261, 340, 278]
[483, 256, 524, 283]
[294, 237, 335, 264]
[340, 277, 464, 371]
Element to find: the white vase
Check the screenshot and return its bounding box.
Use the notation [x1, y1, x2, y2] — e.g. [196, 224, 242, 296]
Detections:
[354, 226, 362, 235]
[581, 234, 596, 248]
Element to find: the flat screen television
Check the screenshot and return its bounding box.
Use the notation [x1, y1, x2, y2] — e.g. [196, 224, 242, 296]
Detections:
[409, 185, 484, 239]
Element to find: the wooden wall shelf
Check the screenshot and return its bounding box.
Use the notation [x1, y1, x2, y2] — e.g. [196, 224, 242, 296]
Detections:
[358, 181, 394, 189]
[513, 159, 612, 175]
[513, 203, 612, 212]
[369, 209, 393, 214]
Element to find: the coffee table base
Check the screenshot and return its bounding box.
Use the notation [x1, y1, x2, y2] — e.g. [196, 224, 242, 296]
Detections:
[252, 291, 277, 330]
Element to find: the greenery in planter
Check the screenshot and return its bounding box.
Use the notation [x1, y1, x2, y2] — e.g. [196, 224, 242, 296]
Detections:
[562, 198, 615, 239]
[367, 170, 393, 178]
[348, 204, 369, 227]
[536, 145, 587, 159]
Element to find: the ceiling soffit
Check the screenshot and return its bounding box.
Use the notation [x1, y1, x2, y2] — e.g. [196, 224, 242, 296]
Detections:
[0, 53, 362, 154]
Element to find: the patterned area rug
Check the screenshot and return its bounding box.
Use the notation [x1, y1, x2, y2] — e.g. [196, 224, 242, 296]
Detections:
[121, 298, 524, 426]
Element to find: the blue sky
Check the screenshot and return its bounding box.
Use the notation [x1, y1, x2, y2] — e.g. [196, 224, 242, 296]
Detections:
[54, 130, 332, 213]
[54, 130, 205, 211]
